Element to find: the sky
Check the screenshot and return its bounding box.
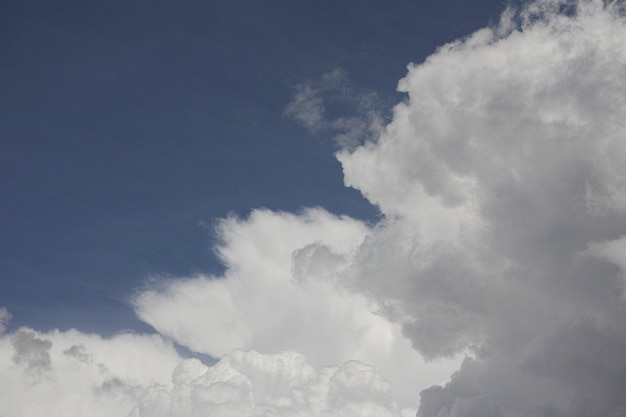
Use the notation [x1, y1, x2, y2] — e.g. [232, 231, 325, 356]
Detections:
[1, 0, 503, 334]
[4, 0, 626, 416]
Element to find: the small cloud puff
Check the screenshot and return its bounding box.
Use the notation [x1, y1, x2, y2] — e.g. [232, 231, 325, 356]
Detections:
[284, 68, 385, 148]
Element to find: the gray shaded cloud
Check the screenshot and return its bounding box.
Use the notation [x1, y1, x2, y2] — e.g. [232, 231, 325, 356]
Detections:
[63, 344, 91, 363]
[11, 330, 53, 378]
[133, 2, 626, 415]
[0, 308, 10, 336]
[330, 0, 626, 415]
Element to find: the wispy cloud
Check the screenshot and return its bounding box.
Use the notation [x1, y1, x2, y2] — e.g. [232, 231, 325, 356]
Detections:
[0, 308, 10, 336]
[284, 68, 385, 148]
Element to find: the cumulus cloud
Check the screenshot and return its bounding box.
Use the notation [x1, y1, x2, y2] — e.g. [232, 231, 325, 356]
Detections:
[334, 0, 626, 415]
[133, 208, 460, 409]
[5, 0, 626, 416]
[0, 328, 183, 417]
[283, 0, 626, 414]
[129, 349, 403, 417]
[120, 0, 626, 414]
[0, 327, 424, 416]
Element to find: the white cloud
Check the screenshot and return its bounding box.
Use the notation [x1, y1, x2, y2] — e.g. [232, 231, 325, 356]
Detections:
[134, 208, 370, 360]
[133, 208, 461, 409]
[0, 328, 183, 417]
[129, 349, 404, 417]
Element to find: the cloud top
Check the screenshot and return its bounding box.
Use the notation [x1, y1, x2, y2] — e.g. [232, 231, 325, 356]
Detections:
[130, 350, 403, 417]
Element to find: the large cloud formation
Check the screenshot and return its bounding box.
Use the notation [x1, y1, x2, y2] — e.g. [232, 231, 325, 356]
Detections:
[3, 0, 626, 416]
[337, 0, 626, 415]
[132, 208, 459, 411]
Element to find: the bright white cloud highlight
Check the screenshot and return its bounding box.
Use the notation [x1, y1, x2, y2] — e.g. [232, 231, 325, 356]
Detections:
[133, 208, 460, 409]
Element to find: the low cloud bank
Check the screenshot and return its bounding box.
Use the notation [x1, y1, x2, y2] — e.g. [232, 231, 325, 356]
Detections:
[130, 350, 404, 417]
[0, 328, 181, 417]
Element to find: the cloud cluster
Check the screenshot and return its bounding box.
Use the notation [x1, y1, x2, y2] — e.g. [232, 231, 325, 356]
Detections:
[0, 325, 419, 417]
[4, 0, 626, 416]
[129, 349, 404, 417]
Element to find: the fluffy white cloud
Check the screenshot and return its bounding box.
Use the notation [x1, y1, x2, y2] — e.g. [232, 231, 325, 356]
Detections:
[0, 326, 422, 416]
[133, 208, 460, 409]
[134, 208, 370, 360]
[0, 327, 183, 417]
[129, 349, 404, 417]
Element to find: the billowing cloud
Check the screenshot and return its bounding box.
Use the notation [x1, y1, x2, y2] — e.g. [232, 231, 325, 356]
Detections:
[287, 0, 626, 415]
[0, 326, 424, 416]
[5, 0, 626, 416]
[129, 349, 404, 417]
[132, 208, 460, 409]
[334, 0, 626, 415]
[0, 327, 183, 417]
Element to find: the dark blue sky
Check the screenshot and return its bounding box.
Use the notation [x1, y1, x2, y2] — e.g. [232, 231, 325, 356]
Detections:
[1, 0, 505, 334]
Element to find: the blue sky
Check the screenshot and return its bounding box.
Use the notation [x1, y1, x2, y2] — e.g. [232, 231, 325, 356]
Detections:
[1, 0, 504, 333]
